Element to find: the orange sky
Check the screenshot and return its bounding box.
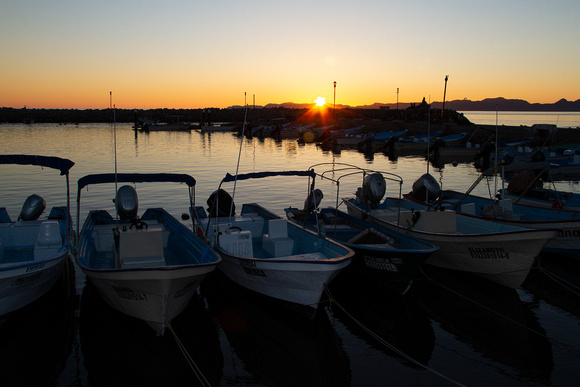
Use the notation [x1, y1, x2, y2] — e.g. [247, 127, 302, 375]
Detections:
[1, 1, 579, 109]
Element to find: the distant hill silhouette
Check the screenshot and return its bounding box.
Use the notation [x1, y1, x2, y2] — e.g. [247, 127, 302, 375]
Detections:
[236, 98, 580, 112]
[2, 97, 578, 124]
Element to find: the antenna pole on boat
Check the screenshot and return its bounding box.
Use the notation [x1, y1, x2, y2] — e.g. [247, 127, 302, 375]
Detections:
[229, 100, 249, 222]
[494, 106, 498, 199]
[427, 97, 431, 176]
[113, 101, 119, 226]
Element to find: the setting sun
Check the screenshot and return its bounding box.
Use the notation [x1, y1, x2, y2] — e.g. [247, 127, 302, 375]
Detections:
[314, 96, 326, 107]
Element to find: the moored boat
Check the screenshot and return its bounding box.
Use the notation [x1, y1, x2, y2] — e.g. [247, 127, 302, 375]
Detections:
[342, 170, 558, 288]
[193, 170, 354, 312]
[498, 164, 580, 211]
[142, 122, 191, 131]
[285, 206, 439, 294]
[200, 123, 237, 132]
[282, 162, 439, 294]
[0, 154, 74, 316]
[75, 172, 221, 335]
[406, 169, 580, 256]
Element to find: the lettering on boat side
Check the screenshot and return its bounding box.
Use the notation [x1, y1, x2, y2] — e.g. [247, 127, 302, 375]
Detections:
[239, 259, 266, 276]
[26, 262, 46, 272]
[113, 286, 147, 301]
[242, 267, 267, 277]
[363, 256, 398, 272]
[558, 228, 580, 238]
[468, 247, 509, 259]
[11, 272, 42, 286]
[239, 259, 256, 268]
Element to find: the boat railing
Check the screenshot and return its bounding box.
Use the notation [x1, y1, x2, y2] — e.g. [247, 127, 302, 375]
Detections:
[306, 162, 405, 236]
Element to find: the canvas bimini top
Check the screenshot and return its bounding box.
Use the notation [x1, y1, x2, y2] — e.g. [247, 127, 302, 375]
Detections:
[0, 154, 75, 175]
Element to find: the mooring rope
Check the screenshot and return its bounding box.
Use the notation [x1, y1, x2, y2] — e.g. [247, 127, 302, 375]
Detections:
[324, 287, 466, 387]
[538, 265, 580, 297]
[418, 267, 580, 356]
[168, 325, 212, 387]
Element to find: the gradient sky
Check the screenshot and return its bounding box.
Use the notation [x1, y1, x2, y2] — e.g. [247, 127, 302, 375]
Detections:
[1, 0, 579, 109]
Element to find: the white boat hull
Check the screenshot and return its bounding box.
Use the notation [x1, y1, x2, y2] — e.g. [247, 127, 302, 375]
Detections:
[0, 254, 67, 316]
[76, 175, 221, 335]
[82, 265, 214, 334]
[217, 251, 350, 307]
[344, 200, 556, 288]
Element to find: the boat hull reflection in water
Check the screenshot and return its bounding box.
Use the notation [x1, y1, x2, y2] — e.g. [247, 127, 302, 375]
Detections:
[201, 270, 351, 386]
[79, 279, 223, 386]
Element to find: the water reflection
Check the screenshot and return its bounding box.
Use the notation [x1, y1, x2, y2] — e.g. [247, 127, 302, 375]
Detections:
[0, 257, 75, 385]
[79, 280, 222, 387]
[201, 271, 351, 387]
[411, 266, 554, 382]
[327, 274, 435, 367]
[523, 253, 580, 319]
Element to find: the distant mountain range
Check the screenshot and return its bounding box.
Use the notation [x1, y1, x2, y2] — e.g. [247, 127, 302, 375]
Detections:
[230, 97, 580, 111]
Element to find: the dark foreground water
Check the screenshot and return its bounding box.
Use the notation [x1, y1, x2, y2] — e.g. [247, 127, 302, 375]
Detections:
[1, 122, 580, 386]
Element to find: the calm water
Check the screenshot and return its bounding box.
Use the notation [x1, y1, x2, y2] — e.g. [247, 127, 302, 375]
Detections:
[1, 122, 580, 386]
[462, 111, 580, 128]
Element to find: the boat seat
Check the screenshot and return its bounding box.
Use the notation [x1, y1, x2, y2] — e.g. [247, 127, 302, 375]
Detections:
[34, 221, 63, 259]
[116, 227, 165, 268]
[262, 219, 294, 257]
[92, 225, 115, 252]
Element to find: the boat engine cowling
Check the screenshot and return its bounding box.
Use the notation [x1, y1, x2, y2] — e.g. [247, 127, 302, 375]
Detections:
[19, 194, 46, 221]
[303, 189, 323, 213]
[362, 172, 386, 207]
[411, 173, 441, 203]
[116, 185, 139, 221]
[207, 189, 235, 217]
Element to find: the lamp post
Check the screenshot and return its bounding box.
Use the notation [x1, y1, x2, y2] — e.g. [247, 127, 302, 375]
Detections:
[396, 88, 399, 110]
[441, 75, 449, 121]
[333, 81, 336, 111]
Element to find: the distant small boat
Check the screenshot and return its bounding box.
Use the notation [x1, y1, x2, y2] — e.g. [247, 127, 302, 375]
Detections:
[200, 123, 236, 132]
[298, 124, 334, 142]
[396, 132, 467, 153]
[142, 122, 191, 131]
[75, 172, 221, 335]
[373, 129, 408, 142]
[0, 154, 74, 316]
[398, 131, 442, 143]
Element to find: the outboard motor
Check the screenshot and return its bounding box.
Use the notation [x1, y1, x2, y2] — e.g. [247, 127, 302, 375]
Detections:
[19, 194, 46, 221]
[529, 150, 546, 163]
[116, 185, 139, 221]
[207, 189, 235, 217]
[303, 189, 323, 213]
[411, 173, 441, 203]
[362, 172, 386, 208]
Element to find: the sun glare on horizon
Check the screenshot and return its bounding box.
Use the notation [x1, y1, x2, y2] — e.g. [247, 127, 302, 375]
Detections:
[314, 96, 326, 107]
